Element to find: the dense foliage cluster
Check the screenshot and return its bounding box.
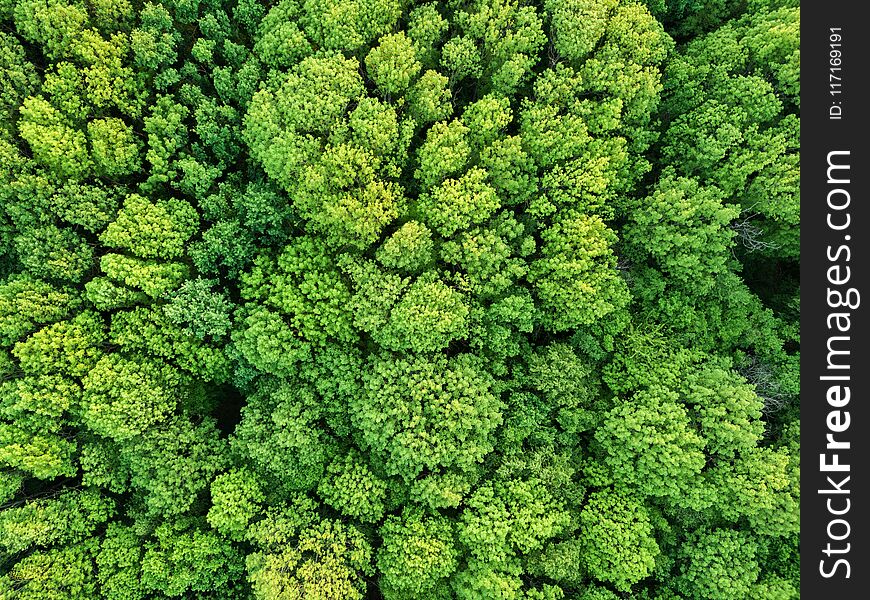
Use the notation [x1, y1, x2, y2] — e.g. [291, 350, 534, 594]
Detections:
[0, 0, 799, 598]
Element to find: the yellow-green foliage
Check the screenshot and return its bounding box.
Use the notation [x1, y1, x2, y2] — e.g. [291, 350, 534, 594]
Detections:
[0, 1, 800, 598]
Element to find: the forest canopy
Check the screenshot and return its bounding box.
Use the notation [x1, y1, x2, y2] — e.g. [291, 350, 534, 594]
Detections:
[0, 0, 799, 598]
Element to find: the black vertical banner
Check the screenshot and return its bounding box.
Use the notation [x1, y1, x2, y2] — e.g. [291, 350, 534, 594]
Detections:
[802, 2, 869, 597]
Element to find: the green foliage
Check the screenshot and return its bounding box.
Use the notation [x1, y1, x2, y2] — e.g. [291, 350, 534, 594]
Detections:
[578, 489, 660, 591]
[345, 263, 470, 353]
[523, 342, 600, 437]
[189, 219, 257, 279]
[84, 277, 148, 311]
[293, 141, 406, 248]
[418, 167, 501, 237]
[99, 253, 189, 298]
[231, 380, 337, 492]
[408, 69, 453, 124]
[529, 214, 630, 330]
[624, 171, 739, 290]
[544, 0, 617, 63]
[0, 488, 114, 555]
[354, 352, 502, 482]
[415, 119, 471, 189]
[0, 540, 101, 599]
[0, 432, 74, 480]
[378, 510, 458, 599]
[88, 118, 141, 177]
[96, 523, 147, 600]
[81, 354, 182, 441]
[595, 386, 705, 499]
[240, 237, 356, 348]
[317, 450, 388, 523]
[14, 224, 94, 282]
[140, 518, 245, 596]
[672, 529, 760, 600]
[131, 3, 180, 71]
[0, 373, 80, 477]
[247, 518, 374, 600]
[208, 467, 265, 540]
[108, 305, 231, 382]
[0, 33, 39, 140]
[660, 6, 799, 258]
[244, 52, 363, 185]
[101, 194, 198, 260]
[0, 471, 21, 504]
[254, 1, 311, 68]
[366, 32, 421, 96]
[163, 278, 234, 339]
[301, 0, 402, 53]
[0, 276, 79, 345]
[440, 214, 532, 301]
[681, 362, 765, 457]
[376, 221, 435, 273]
[13, 310, 105, 377]
[79, 436, 130, 494]
[18, 96, 90, 178]
[0, 1, 800, 598]
[122, 416, 228, 518]
[49, 183, 122, 233]
[458, 477, 573, 568]
[143, 94, 190, 188]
